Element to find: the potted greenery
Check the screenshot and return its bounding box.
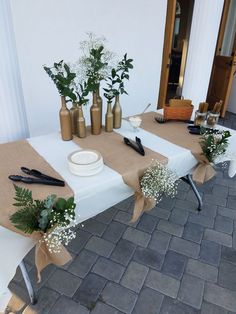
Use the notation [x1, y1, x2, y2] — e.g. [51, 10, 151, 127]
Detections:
[43, 60, 76, 140]
[104, 54, 133, 129]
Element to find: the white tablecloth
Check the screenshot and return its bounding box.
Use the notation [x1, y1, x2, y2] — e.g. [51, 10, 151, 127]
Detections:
[1, 118, 236, 311]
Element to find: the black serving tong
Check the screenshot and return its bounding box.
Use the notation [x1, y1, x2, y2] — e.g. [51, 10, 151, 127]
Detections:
[8, 167, 65, 186]
[124, 136, 145, 156]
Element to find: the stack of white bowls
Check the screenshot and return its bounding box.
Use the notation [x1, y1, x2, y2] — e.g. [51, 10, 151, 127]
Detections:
[67, 149, 104, 176]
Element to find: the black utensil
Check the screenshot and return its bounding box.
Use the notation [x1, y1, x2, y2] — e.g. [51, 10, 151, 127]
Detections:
[8, 175, 65, 186]
[21, 167, 64, 184]
[189, 129, 201, 135]
[124, 137, 145, 156]
[135, 137, 145, 156]
[187, 125, 200, 130]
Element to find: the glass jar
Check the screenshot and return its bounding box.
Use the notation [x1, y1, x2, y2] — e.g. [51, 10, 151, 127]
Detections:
[206, 112, 220, 128]
[194, 111, 207, 126]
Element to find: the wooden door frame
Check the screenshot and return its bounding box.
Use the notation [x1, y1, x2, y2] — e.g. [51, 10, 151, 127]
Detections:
[207, 0, 235, 117]
[157, 0, 176, 109]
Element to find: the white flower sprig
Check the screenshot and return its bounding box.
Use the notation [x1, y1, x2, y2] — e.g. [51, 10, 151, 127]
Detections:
[140, 160, 179, 202]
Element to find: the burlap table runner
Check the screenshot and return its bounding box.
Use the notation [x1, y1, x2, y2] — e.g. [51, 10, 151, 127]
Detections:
[73, 129, 168, 222]
[140, 112, 216, 184]
[0, 140, 73, 280]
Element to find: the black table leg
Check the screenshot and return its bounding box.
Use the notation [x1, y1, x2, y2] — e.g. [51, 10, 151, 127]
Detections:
[181, 174, 203, 211]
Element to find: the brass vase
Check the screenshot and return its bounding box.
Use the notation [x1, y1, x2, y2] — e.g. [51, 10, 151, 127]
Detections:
[70, 102, 79, 135]
[112, 94, 122, 129]
[77, 105, 86, 138]
[105, 102, 113, 132]
[97, 86, 103, 126]
[59, 96, 72, 141]
[90, 91, 101, 135]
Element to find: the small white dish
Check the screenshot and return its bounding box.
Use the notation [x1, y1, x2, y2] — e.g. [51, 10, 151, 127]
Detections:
[129, 116, 142, 132]
[67, 149, 104, 176]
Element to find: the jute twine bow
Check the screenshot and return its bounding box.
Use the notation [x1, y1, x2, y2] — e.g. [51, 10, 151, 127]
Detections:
[32, 231, 71, 282]
[192, 153, 216, 185]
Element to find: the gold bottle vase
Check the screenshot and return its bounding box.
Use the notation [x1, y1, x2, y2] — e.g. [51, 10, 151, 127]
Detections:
[59, 96, 72, 141]
[77, 105, 86, 138]
[112, 94, 122, 129]
[105, 102, 113, 132]
[97, 87, 103, 126]
[70, 102, 79, 134]
[90, 91, 101, 135]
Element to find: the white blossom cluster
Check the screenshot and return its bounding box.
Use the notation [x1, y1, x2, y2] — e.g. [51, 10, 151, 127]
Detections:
[41, 210, 77, 254]
[140, 160, 179, 203]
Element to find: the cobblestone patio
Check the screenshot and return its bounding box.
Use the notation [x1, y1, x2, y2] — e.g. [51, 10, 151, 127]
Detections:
[6, 112, 236, 314]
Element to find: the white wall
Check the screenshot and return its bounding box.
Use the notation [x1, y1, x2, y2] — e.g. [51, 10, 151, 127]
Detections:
[228, 76, 236, 114]
[10, 0, 167, 137]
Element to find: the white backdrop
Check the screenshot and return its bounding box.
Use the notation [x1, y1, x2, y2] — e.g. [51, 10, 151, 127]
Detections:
[10, 0, 168, 137]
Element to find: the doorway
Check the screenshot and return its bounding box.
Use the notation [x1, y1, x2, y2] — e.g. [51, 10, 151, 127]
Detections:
[157, 0, 195, 108]
[207, 0, 236, 117]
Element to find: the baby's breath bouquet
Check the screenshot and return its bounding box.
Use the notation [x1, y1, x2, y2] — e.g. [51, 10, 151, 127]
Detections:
[10, 185, 77, 253]
[200, 128, 231, 163]
[140, 161, 179, 202]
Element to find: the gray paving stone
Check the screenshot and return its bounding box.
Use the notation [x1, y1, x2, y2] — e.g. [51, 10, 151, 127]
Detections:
[122, 227, 151, 247]
[160, 296, 199, 314]
[204, 282, 236, 312]
[114, 211, 137, 226]
[188, 213, 214, 228]
[178, 180, 190, 192]
[169, 208, 189, 226]
[212, 184, 229, 198]
[46, 269, 82, 297]
[148, 207, 171, 219]
[157, 219, 183, 237]
[233, 232, 236, 249]
[137, 213, 158, 233]
[73, 273, 107, 309]
[218, 206, 236, 220]
[133, 247, 164, 270]
[132, 287, 164, 314]
[92, 257, 125, 282]
[229, 187, 236, 196]
[215, 215, 233, 234]
[148, 230, 171, 254]
[176, 189, 187, 200]
[23, 287, 59, 314]
[145, 269, 180, 298]
[178, 274, 204, 309]
[111, 239, 136, 266]
[215, 177, 236, 188]
[201, 302, 228, 314]
[102, 221, 127, 243]
[200, 203, 217, 218]
[101, 282, 137, 314]
[114, 196, 134, 212]
[79, 219, 107, 236]
[95, 207, 118, 224]
[221, 246, 236, 265]
[68, 229, 91, 254]
[85, 236, 115, 257]
[175, 199, 197, 212]
[68, 249, 98, 279]
[218, 261, 236, 291]
[199, 240, 221, 266]
[185, 189, 203, 203]
[121, 261, 148, 293]
[204, 229, 232, 247]
[203, 194, 227, 207]
[182, 222, 204, 244]
[169, 237, 200, 258]
[91, 302, 120, 314]
[186, 259, 218, 282]
[49, 295, 89, 314]
[227, 196, 236, 209]
[158, 196, 175, 210]
[162, 250, 187, 280]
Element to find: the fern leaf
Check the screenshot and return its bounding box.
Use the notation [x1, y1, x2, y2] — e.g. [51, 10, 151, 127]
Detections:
[13, 185, 33, 207]
[10, 206, 39, 234]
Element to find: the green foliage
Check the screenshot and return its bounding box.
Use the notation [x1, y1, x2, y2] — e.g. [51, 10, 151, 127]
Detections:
[43, 60, 77, 102]
[103, 53, 134, 101]
[200, 128, 231, 162]
[10, 186, 76, 234]
[76, 81, 90, 106]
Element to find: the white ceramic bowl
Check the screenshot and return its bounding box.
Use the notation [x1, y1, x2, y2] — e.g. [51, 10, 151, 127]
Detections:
[129, 116, 142, 129]
[67, 149, 104, 176]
